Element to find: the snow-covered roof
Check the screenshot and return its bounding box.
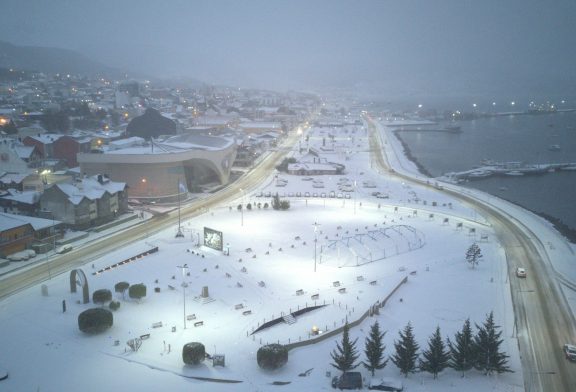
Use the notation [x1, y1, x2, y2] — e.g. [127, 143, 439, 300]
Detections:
[0, 189, 39, 204]
[0, 173, 28, 185]
[0, 212, 58, 231]
[26, 133, 63, 144]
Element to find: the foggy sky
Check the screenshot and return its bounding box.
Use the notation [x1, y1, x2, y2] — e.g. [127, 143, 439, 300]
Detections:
[1, 0, 575, 98]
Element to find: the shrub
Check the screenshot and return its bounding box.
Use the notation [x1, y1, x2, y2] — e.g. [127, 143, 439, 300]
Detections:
[182, 342, 206, 365]
[237, 204, 242, 211]
[93, 289, 112, 304]
[115, 281, 130, 294]
[246, 203, 252, 210]
[78, 308, 113, 333]
[257, 344, 288, 370]
[109, 301, 121, 311]
[128, 283, 147, 300]
[263, 203, 269, 209]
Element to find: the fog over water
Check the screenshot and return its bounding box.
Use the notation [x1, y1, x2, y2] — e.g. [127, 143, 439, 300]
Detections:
[1, 0, 575, 96]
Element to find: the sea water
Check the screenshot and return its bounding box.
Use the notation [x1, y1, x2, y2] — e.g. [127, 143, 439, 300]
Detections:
[394, 111, 576, 232]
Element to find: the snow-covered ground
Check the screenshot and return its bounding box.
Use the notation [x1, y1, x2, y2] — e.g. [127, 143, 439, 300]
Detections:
[0, 119, 528, 391]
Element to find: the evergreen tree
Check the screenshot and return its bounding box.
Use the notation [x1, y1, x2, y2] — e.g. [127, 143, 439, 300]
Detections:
[465, 243, 483, 269]
[363, 321, 388, 376]
[420, 326, 450, 379]
[448, 318, 476, 376]
[330, 322, 360, 374]
[391, 322, 420, 377]
[473, 312, 512, 375]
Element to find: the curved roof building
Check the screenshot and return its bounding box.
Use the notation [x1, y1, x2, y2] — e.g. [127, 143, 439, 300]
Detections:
[78, 134, 237, 203]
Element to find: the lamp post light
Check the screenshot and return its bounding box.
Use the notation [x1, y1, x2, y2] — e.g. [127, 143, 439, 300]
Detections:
[240, 188, 245, 227]
[313, 222, 321, 272]
[177, 264, 188, 329]
[353, 180, 357, 215]
[43, 210, 56, 279]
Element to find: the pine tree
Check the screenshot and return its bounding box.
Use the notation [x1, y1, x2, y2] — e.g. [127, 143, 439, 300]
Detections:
[330, 322, 360, 374]
[391, 322, 420, 377]
[473, 311, 512, 375]
[420, 326, 450, 379]
[448, 318, 476, 376]
[465, 243, 483, 269]
[363, 321, 388, 376]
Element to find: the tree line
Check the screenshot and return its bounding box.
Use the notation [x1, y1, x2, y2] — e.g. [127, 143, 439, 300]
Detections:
[330, 311, 512, 380]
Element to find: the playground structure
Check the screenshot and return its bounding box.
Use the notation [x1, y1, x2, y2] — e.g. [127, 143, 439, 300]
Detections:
[321, 225, 425, 267]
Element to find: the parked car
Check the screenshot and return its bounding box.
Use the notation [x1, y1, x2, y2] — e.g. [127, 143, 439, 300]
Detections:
[564, 344, 576, 361]
[368, 378, 403, 391]
[55, 244, 73, 254]
[331, 372, 362, 390]
[516, 267, 526, 278]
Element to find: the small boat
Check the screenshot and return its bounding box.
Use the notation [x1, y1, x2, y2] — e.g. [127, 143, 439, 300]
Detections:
[505, 171, 524, 176]
[468, 170, 493, 179]
[548, 144, 561, 151]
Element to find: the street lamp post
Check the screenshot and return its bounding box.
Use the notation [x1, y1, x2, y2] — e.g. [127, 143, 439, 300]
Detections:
[240, 188, 245, 227]
[313, 222, 321, 272]
[177, 264, 188, 329]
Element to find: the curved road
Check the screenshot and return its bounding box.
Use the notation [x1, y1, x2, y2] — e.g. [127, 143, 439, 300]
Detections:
[366, 115, 575, 392]
[2, 114, 574, 391]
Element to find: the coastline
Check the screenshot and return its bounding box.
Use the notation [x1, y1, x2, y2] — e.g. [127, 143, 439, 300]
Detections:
[392, 130, 576, 243]
[392, 131, 433, 177]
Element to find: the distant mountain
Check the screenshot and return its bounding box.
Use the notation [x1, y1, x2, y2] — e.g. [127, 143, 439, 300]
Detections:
[0, 40, 128, 78]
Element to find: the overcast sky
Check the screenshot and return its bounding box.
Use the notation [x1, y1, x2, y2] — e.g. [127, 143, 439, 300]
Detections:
[1, 0, 575, 99]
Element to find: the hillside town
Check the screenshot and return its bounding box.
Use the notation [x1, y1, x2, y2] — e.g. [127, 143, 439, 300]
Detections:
[0, 69, 320, 261]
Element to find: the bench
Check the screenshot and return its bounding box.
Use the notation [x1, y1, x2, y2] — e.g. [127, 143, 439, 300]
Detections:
[194, 321, 204, 327]
[235, 303, 244, 310]
[186, 314, 196, 321]
[242, 310, 252, 316]
[296, 289, 304, 296]
[152, 321, 163, 328]
[311, 293, 319, 300]
[338, 287, 346, 294]
[333, 281, 341, 287]
[140, 334, 150, 340]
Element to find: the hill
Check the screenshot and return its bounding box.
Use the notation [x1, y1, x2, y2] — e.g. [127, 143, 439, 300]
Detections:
[0, 40, 126, 78]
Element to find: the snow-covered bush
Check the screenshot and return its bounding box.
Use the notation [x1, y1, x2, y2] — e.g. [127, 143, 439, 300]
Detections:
[92, 289, 112, 304]
[182, 342, 205, 365]
[128, 283, 146, 300]
[257, 344, 288, 370]
[78, 308, 113, 333]
[114, 281, 129, 294]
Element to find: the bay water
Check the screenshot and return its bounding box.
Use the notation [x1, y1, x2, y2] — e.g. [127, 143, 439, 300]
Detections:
[394, 111, 576, 233]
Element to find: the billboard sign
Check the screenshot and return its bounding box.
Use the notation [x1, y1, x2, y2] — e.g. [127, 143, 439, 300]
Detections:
[203, 227, 223, 251]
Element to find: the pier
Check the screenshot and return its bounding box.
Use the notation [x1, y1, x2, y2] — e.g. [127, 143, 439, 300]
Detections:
[440, 161, 576, 183]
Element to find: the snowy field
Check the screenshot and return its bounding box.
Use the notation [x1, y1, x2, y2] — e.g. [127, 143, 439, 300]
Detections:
[0, 120, 526, 391]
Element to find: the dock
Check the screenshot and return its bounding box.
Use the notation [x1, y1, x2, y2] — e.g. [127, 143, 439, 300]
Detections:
[439, 162, 576, 183]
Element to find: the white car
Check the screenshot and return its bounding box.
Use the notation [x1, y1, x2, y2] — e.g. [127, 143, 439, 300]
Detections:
[564, 344, 576, 361]
[516, 267, 526, 278]
[55, 244, 73, 254]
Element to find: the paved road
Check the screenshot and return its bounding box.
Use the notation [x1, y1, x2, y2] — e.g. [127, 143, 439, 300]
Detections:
[366, 115, 575, 392]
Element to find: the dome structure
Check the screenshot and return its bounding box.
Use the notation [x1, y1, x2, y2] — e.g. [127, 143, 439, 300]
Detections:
[126, 108, 176, 140]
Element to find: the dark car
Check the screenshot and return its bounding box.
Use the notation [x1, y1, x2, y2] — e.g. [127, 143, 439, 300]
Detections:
[368, 377, 403, 391]
[332, 372, 363, 390]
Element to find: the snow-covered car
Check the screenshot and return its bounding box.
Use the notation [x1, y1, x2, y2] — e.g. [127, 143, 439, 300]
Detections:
[55, 244, 73, 254]
[564, 344, 576, 361]
[368, 377, 404, 391]
[331, 372, 362, 390]
[516, 267, 526, 278]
